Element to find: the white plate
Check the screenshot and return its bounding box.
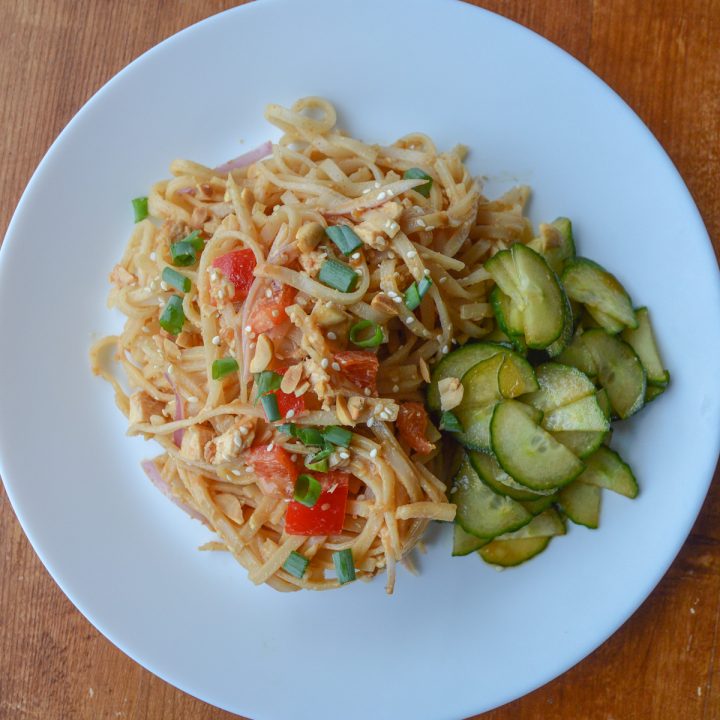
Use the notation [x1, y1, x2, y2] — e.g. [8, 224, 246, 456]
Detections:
[1, 1, 718, 718]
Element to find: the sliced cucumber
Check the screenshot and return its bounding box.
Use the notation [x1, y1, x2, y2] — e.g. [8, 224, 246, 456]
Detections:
[452, 524, 489, 556]
[512, 244, 566, 349]
[498, 355, 539, 398]
[645, 383, 667, 403]
[427, 342, 508, 411]
[562, 258, 637, 331]
[458, 353, 505, 410]
[556, 330, 597, 379]
[579, 446, 638, 498]
[585, 305, 626, 334]
[525, 362, 596, 412]
[558, 481, 601, 528]
[485, 249, 522, 298]
[582, 329, 646, 419]
[490, 285, 525, 352]
[495, 508, 566, 540]
[484, 327, 514, 344]
[527, 217, 576, 276]
[490, 400, 585, 491]
[552, 429, 607, 459]
[452, 453, 532, 539]
[453, 404, 496, 451]
[521, 494, 558, 515]
[597, 388, 611, 418]
[621, 307, 670, 386]
[469, 450, 553, 501]
[546, 290, 574, 358]
[479, 536, 552, 567]
[543, 395, 610, 433]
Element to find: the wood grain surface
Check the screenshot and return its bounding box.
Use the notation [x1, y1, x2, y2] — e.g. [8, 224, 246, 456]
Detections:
[1, 1, 718, 718]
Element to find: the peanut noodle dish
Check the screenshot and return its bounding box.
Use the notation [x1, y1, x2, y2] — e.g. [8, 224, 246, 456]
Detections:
[92, 97, 669, 592]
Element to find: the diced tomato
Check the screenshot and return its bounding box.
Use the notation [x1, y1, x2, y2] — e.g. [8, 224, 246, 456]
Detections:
[397, 402, 435, 455]
[274, 389, 306, 418]
[334, 350, 379, 394]
[244, 444, 298, 496]
[285, 471, 351, 536]
[212, 249, 256, 302]
[248, 282, 296, 334]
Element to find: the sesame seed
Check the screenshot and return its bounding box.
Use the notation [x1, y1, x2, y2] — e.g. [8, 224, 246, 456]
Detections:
[442, 346, 450, 354]
[265, 288, 273, 298]
[424, 268, 431, 276]
[362, 187, 372, 194]
[387, 290, 397, 298]
[351, 252, 361, 260]
[392, 296, 402, 303]
[149, 252, 157, 261]
[210, 271, 219, 282]
[377, 191, 387, 201]
[212, 335, 221, 346]
[366, 417, 375, 427]
[320, 358, 329, 369]
[331, 362, 341, 371]
[286, 409, 296, 419]
[271, 309, 280, 318]
[231, 469, 243, 477]
[426, 225, 435, 231]
[369, 448, 378, 458]
[217, 288, 225, 299]
[406, 316, 415, 324]
[320, 503, 330, 511]
[338, 451, 350, 460]
[160, 281, 168, 291]
[246, 465, 255, 473]
[417, 219, 426, 228]
[290, 454, 298, 462]
[244, 326, 252, 333]
[374, 182, 381, 189]
[364, 387, 371, 396]
[439, 276, 448, 284]
[356, 269, 363, 275]
[267, 443, 274, 452]
[238, 426, 249, 435]
[327, 331, 337, 341]
[407, 250, 417, 259]
[388, 251, 396, 259]
[393, 384, 400, 392]
[233, 433, 242, 448]
[167, 365, 174, 374]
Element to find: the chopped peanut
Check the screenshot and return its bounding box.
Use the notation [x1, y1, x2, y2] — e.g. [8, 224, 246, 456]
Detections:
[296, 221, 325, 252]
[250, 333, 274, 373]
[280, 363, 303, 394]
[438, 376, 463, 411]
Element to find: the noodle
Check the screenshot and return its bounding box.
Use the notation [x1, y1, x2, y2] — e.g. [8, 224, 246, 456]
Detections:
[91, 97, 531, 593]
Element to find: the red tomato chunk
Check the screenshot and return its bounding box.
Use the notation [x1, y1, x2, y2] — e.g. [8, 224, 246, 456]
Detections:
[212, 249, 256, 302]
[285, 471, 351, 536]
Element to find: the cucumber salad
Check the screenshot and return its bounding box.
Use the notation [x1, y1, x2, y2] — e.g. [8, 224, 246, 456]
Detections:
[427, 218, 670, 567]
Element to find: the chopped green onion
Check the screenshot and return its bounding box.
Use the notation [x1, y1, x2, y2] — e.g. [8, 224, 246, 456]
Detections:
[325, 225, 363, 256]
[132, 196, 149, 222]
[282, 550, 310, 579]
[170, 240, 197, 267]
[318, 259, 358, 293]
[255, 370, 282, 397]
[212, 357, 239, 380]
[321, 425, 352, 448]
[162, 267, 191, 293]
[182, 230, 204, 252]
[404, 276, 433, 310]
[261, 393, 280, 422]
[159, 295, 185, 335]
[349, 320, 384, 348]
[277, 423, 294, 435]
[294, 474, 322, 507]
[294, 426, 325, 447]
[440, 411, 463, 432]
[333, 548, 356, 584]
[403, 168, 433, 198]
[305, 447, 332, 472]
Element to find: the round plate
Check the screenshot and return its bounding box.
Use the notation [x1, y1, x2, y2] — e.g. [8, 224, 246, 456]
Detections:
[1, 1, 718, 718]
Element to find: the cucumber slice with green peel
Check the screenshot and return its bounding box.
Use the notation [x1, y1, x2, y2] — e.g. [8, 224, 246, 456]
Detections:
[469, 450, 554, 501]
[490, 286, 527, 354]
[552, 429, 607, 459]
[621, 307, 670, 386]
[525, 362, 596, 412]
[521, 494, 558, 515]
[558, 481, 601, 528]
[562, 258, 637, 331]
[582, 329, 647, 419]
[556, 330, 597, 379]
[490, 400, 585, 491]
[546, 290, 574, 357]
[586, 306, 626, 334]
[543, 395, 610, 433]
[498, 355, 539, 398]
[452, 524, 489, 556]
[512, 244, 566, 349]
[479, 536, 552, 567]
[527, 217, 576, 276]
[597, 388, 611, 418]
[484, 327, 514, 344]
[453, 402, 542, 453]
[458, 353, 504, 410]
[427, 342, 508, 410]
[579, 446, 639, 498]
[645, 383, 667, 403]
[452, 454, 532, 539]
[485, 249, 522, 298]
[495, 508, 566, 540]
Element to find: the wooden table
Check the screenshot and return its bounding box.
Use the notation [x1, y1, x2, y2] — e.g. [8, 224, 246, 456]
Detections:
[1, 1, 718, 718]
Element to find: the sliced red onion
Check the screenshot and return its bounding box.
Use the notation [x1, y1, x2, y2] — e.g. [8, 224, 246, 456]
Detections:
[176, 186, 195, 195]
[214, 140, 273, 174]
[164, 372, 185, 447]
[141, 459, 208, 525]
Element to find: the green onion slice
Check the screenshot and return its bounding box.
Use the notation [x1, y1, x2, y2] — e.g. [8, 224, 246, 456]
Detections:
[170, 240, 197, 267]
[403, 168, 433, 198]
[212, 357, 239, 380]
[159, 295, 185, 336]
[255, 371, 282, 397]
[132, 196, 149, 223]
[182, 230, 204, 252]
[282, 551, 310, 579]
[325, 225, 363, 256]
[318, 259, 358, 293]
[294, 474, 322, 508]
[261, 393, 280, 422]
[404, 276, 433, 310]
[305, 447, 332, 473]
[293, 426, 325, 447]
[349, 320, 384, 348]
[162, 267, 191, 293]
[440, 411, 463, 432]
[333, 548, 356, 584]
[321, 425, 352, 448]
